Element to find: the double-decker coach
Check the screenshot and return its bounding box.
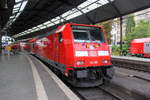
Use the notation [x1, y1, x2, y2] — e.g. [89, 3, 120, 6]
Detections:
[129, 38, 150, 57]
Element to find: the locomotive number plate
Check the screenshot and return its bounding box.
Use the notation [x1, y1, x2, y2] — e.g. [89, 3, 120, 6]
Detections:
[89, 51, 97, 56]
[77, 70, 88, 78]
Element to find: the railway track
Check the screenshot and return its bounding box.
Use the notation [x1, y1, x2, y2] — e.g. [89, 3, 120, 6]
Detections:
[98, 87, 123, 100]
[35, 55, 150, 100]
[73, 86, 123, 100]
[111, 56, 150, 73]
[117, 71, 150, 82]
[42, 60, 124, 100]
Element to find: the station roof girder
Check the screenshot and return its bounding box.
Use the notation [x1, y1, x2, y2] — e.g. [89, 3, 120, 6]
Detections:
[0, 0, 15, 30]
[9, 0, 85, 36]
[69, 0, 150, 24]
[15, 0, 150, 40]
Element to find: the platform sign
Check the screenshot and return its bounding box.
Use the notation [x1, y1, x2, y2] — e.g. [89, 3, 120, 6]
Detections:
[144, 43, 150, 53]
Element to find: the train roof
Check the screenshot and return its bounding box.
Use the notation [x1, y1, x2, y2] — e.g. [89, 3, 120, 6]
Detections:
[28, 38, 38, 43]
[131, 38, 150, 43]
[34, 23, 103, 40]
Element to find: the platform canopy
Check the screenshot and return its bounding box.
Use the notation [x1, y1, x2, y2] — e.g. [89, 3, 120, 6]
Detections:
[2, 0, 85, 36]
[0, 0, 15, 30]
[2, 0, 150, 40]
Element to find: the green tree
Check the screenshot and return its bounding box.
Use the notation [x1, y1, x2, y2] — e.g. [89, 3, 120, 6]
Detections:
[125, 20, 150, 45]
[120, 20, 150, 56]
[125, 15, 135, 36]
[96, 20, 112, 44]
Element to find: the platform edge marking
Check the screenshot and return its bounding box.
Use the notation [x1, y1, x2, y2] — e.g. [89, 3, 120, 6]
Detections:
[24, 54, 49, 100]
[32, 55, 81, 100]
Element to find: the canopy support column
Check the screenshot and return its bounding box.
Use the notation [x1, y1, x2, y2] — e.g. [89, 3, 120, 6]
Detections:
[0, 34, 2, 54]
[120, 16, 123, 56]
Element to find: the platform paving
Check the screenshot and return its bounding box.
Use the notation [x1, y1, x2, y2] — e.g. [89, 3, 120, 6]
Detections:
[0, 53, 37, 100]
[0, 53, 79, 100]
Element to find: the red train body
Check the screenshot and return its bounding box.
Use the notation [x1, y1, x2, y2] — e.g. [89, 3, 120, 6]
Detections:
[129, 38, 150, 57]
[29, 23, 114, 87]
[11, 43, 20, 50]
[20, 42, 30, 51]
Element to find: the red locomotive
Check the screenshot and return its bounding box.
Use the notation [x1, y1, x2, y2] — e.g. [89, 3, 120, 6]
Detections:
[129, 38, 150, 57]
[29, 23, 114, 87]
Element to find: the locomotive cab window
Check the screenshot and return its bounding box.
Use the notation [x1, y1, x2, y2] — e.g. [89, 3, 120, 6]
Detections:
[58, 32, 63, 43]
[72, 30, 89, 40]
[72, 25, 105, 43]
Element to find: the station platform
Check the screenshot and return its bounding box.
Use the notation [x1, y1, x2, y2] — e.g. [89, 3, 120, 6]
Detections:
[111, 56, 150, 62]
[0, 52, 79, 100]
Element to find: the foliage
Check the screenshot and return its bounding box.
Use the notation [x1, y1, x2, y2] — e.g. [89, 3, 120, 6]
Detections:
[125, 20, 150, 45]
[111, 45, 120, 56]
[119, 20, 150, 56]
[125, 15, 135, 36]
[121, 43, 129, 56]
[111, 44, 129, 56]
[112, 15, 136, 56]
[96, 20, 112, 44]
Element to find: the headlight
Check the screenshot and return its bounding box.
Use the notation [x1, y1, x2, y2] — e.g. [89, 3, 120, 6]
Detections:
[98, 51, 109, 56]
[75, 51, 88, 56]
[76, 61, 85, 65]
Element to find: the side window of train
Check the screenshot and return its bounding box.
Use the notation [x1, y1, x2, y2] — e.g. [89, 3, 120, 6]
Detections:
[146, 43, 149, 47]
[58, 32, 63, 43]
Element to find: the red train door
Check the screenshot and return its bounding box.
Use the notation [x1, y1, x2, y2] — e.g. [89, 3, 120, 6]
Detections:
[58, 32, 65, 63]
[53, 33, 59, 62]
[53, 32, 65, 64]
